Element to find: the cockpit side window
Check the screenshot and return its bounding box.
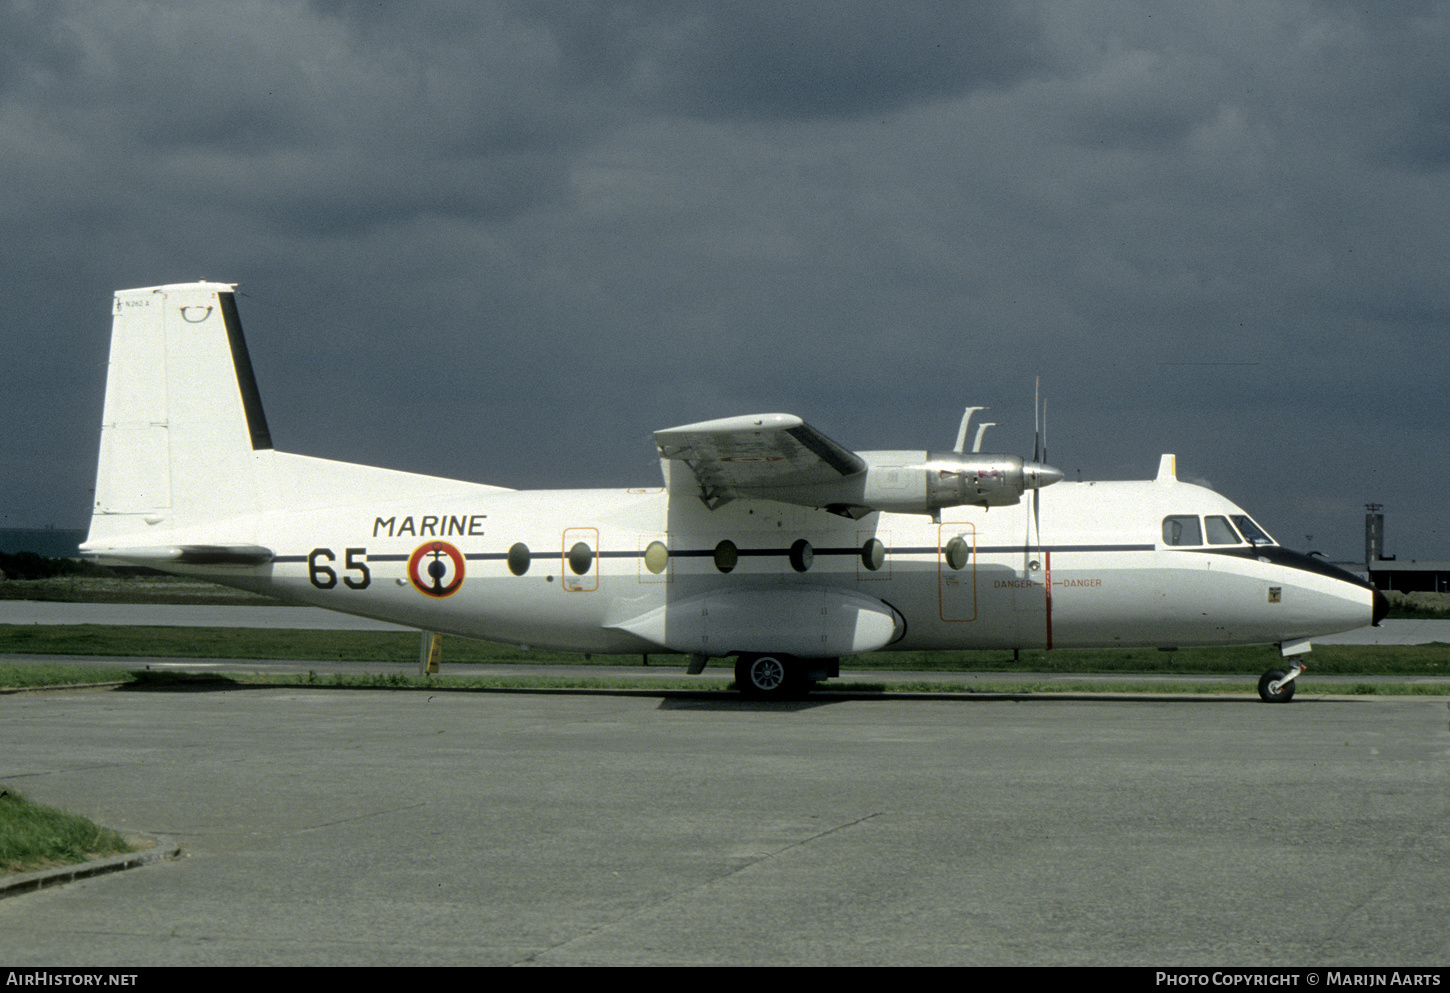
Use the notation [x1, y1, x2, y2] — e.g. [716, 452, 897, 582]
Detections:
[1162, 515, 1202, 546]
[1205, 515, 1240, 545]
[1231, 515, 1274, 546]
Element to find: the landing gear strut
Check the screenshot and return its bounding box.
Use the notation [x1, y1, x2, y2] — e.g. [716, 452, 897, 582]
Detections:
[1257, 664, 1304, 703]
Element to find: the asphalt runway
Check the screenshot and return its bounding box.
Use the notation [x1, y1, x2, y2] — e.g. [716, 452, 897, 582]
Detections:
[2, 682, 1447, 967]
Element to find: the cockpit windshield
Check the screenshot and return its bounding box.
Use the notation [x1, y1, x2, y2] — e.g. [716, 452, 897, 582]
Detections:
[1162, 513, 1278, 547]
[1204, 516, 1239, 544]
[1231, 515, 1275, 546]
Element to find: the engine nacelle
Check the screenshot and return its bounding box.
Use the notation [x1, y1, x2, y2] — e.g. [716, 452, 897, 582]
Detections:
[854, 451, 1057, 514]
[652, 413, 1065, 519]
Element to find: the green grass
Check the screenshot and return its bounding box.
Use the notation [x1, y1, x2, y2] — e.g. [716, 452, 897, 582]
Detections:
[2, 627, 1448, 697]
[846, 643, 1450, 676]
[0, 787, 133, 874]
[6, 664, 1444, 697]
[0, 624, 693, 664]
[2, 624, 1447, 675]
[0, 574, 278, 605]
[0, 661, 134, 688]
[2, 579, 1446, 695]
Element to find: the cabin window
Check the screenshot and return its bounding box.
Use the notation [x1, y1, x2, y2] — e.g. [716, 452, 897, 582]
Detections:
[643, 540, 668, 575]
[861, 538, 885, 572]
[567, 541, 594, 575]
[944, 536, 970, 570]
[713, 540, 738, 574]
[507, 542, 531, 576]
[789, 539, 813, 573]
[1162, 515, 1202, 546]
[1205, 516, 1240, 545]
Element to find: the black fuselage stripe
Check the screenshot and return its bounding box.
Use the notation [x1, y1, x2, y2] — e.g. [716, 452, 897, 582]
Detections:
[267, 545, 1362, 589]
[1196, 546, 1373, 588]
[280, 543, 1159, 563]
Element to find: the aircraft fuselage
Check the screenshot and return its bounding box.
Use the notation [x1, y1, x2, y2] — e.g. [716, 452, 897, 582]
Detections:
[151, 477, 1375, 657]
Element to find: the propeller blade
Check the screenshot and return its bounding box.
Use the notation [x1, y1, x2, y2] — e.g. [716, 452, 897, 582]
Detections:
[1042, 395, 1047, 466]
[1033, 377, 1040, 464]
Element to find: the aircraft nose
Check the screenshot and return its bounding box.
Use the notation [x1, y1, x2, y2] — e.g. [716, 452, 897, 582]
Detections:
[1372, 586, 1389, 627]
[1026, 463, 1065, 489]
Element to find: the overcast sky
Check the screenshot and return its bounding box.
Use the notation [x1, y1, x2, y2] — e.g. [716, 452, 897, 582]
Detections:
[3, 0, 1447, 564]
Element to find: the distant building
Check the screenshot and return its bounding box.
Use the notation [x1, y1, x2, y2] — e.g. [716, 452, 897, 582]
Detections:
[1367, 560, 1450, 594]
[1359, 504, 1448, 592]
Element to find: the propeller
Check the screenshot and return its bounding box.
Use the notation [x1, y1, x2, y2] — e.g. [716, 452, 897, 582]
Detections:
[1024, 377, 1064, 573]
[1027, 379, 1042, 570]
[1033, 377, 1041, 464]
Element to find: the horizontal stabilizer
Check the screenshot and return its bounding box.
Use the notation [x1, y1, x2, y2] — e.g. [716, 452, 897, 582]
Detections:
[83, 544, 275, 567]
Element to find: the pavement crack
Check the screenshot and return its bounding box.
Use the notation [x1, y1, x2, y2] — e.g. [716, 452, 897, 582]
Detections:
[735, 811, 883, 870]
[300, 801, 428, 831]
[512, 812, 883, 966]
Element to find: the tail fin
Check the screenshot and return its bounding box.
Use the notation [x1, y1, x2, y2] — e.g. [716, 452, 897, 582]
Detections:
[87, 282, 273, 545]
[85, 281, 513, 557]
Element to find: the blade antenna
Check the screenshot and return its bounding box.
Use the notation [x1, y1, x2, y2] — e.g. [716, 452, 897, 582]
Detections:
[971, 421, 995, 453]
[954, 407, 985, 454]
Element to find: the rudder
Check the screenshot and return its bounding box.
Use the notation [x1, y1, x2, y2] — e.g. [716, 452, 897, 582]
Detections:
[88, 282, 273, 545]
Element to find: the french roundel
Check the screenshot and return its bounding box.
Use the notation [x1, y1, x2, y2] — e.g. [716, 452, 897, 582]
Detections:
[407, 540, 466, 598]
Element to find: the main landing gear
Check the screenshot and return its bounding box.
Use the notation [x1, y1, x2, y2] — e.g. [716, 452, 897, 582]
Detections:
[734, 654, 838, 699]
[1257, 663, 1305, 703]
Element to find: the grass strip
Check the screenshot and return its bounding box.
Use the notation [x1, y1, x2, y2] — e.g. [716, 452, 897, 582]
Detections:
[0, 575, 279, 605]
[0, 625, 620, 664]
[2, 625, 1447, 675]
[0, 661, 134, 688]
[4, 663, 1446, 697]
[0, 787, 133, 875]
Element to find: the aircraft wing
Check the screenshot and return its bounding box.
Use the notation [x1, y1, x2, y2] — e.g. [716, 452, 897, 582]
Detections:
[654, 413, 865, 508]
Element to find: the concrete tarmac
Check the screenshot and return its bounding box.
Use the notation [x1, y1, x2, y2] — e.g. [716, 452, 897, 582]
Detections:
[2, 683, 1447, 966]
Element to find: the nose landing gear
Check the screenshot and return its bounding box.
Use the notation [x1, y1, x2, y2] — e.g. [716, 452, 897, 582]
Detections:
[1257, 663, 1305, 703]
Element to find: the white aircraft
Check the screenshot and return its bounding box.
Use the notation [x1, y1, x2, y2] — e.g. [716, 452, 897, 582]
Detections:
[82, 282, 1386, 701]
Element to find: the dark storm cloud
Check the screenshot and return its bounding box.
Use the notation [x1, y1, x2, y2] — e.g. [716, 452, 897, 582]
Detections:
[1, 0, 1446, 565]
[314, 0, 1046, 120]
[0, 2, 82, 92]
[619, 0, 1045, 119]
[2, 0, 596, 242]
